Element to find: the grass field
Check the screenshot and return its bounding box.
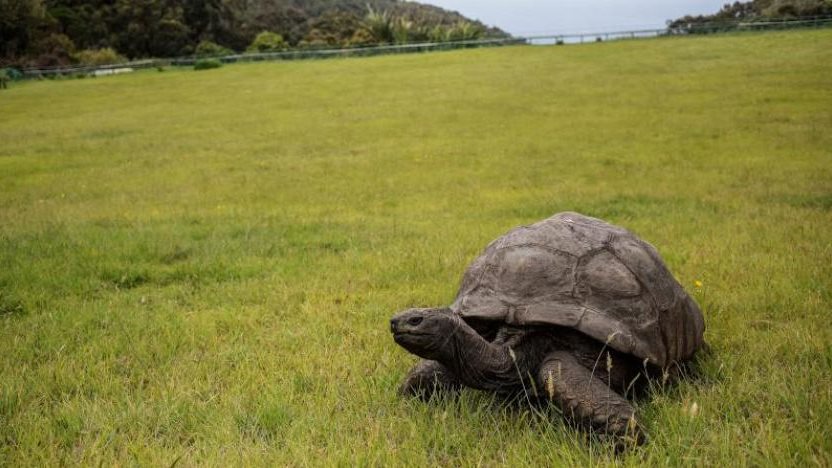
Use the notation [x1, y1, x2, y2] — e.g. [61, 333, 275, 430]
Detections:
[1, 29, 831, 465]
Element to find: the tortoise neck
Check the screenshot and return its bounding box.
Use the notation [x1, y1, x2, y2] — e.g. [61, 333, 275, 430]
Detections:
[438, 317, 521, 392]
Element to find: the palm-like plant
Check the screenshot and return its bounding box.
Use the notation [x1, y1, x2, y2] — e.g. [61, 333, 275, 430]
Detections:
[392, 17, 413, 44]
[447, 21, 483, 41]
[363, 5, 393, 44]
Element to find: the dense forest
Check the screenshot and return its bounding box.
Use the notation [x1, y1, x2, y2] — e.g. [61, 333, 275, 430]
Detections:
[669, 0, 832, 32]
[0, 0, 507, 67]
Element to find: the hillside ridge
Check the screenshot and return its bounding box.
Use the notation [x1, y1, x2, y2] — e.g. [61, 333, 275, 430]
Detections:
[1, 0, 508, 66]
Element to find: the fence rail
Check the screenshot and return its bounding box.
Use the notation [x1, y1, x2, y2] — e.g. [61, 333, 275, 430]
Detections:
[526, 15, 832, 44]
[17, 15, 832, 79]
[19, 60, 161, 77]
[169, 37, 525, 66]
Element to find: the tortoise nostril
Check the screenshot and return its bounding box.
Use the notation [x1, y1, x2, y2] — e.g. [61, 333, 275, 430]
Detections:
[407, 316, 424, 326]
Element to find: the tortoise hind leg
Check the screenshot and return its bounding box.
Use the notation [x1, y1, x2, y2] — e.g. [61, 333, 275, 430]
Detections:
[537, 350, 646, 449]
[399, 359, 461, 400]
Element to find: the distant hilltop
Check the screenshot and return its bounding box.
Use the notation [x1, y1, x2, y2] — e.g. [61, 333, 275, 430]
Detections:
[0, 0, 509, 67]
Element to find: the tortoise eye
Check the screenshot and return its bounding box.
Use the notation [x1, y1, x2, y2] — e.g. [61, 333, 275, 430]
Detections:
[407, 316, 424, 326]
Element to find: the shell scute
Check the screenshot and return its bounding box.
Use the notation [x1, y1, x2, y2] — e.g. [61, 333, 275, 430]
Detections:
[492, 246, 576, 301]
[577, 250, 641, 297]
[607, 235, 678, 311]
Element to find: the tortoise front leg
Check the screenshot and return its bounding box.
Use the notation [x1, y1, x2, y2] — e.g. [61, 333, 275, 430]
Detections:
[537, 351, 646, 448]
[399, 359, 461, 400]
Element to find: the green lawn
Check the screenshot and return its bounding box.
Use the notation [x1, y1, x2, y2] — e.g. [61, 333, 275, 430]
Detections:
[1, 29, 830, 465]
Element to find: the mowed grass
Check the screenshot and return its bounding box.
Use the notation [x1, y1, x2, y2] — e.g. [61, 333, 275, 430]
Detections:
[1, 29, 831, 465]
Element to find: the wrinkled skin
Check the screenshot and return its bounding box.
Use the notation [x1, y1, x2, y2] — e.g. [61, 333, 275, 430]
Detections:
[391, 307, 649, 448]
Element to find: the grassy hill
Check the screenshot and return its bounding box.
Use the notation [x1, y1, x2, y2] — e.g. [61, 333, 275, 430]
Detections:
[1, 29, 831, 465]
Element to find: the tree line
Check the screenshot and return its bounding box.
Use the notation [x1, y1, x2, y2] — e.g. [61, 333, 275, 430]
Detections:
[668, 0, 832, 32]
[0, 0, 507, 67]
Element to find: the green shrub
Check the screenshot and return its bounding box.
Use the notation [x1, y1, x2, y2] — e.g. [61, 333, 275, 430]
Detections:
[193, 59, 222, 70]
[348, 28, 376, 46]
[31, 33, 77, 66]
[74, 48, 126, 66]
[195, 40, 233, 57]
[1, 68, 23, 81]
[246, 32, 287, 53]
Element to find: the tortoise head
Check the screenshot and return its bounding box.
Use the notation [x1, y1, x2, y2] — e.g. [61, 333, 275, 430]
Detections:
[390, 308, 460, 360]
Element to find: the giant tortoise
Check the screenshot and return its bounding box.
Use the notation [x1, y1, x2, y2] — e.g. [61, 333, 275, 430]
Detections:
[390, 212, 706, 446]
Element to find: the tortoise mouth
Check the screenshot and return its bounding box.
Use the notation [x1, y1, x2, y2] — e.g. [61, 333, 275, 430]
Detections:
[392, 331, 431, 344]
[393, 330, 430, 337]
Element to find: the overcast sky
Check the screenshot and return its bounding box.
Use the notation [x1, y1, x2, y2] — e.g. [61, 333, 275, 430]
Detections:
[424, 1, 729, 35]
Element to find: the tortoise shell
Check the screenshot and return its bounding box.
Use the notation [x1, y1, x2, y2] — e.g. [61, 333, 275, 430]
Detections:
[450, 212, 705, 368]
